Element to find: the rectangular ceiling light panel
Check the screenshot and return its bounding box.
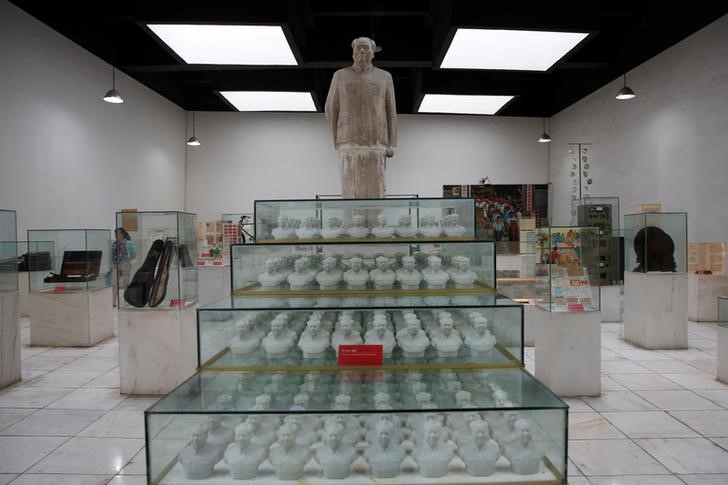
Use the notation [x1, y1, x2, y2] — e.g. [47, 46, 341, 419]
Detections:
[219, 91, 316, 112]
[146, 24, 298, 65]
[441, 29, 589, 71]
[418, 94, 514, 115]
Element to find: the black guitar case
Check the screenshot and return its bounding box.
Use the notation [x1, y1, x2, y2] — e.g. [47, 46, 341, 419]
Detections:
[123, 239, 164, 308]
[148, 239, 176, 308]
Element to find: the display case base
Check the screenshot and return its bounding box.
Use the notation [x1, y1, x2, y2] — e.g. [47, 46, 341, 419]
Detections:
[534, 307, 601, 397]
[0, 292, 20, 389]
[18, 272, 30, 317]
[29, 287, 113, 347]
[600, 285, 622, 323]
[719, 325, 728, 384]
[688, 274, 728, 322]
[523, 304, 544, 347]
[624, 272, 688, 349]
[198, 264, 231, 307]
[119, 305, 197, 395]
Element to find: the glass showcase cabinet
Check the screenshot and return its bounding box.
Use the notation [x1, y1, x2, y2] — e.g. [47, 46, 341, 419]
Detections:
[623, 212, 688, 274]
[115, 211, 198, 309]
[571, 197, 621, 285]
[145, 198, 568, 485]
[0, 210, 18, 294]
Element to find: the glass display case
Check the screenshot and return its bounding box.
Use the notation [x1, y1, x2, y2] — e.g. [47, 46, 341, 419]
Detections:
[116, 211, 198, 309]
[571, 197, 621, 285]
[254, 198, 476, 242]
[533, 227, 600, 312]
[16, 241, 55, 272]
[624, 212, 688, 274]
[497, 230, 544, 305]
[196, 295, 524, 371]
[231, 241, 495, 301]
[145, 367, 567, 485]
[27, 229, 111, 293]
[0, 210, 18, 293]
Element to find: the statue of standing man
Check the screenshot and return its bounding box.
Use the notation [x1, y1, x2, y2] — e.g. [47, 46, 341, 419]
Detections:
[325, 37, 397, 198]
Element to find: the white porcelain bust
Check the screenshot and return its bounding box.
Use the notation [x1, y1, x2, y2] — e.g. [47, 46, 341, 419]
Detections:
[347, 214, 370, 238]
[178, 424, 220, 480]
[331, 319, 363, 354]
[316, 256, 343, 289]
[297, 319, 330, 359]
[343, 257, 370, 289]
[452, 412, 483, 446]
[413, 420, 455, 478]
[431, 318, 463, 357]
[459, 420, 501, 476]
[395, 255, 422, 289]
[395, 215, 417, 238]
[206, 415, 235, 460]
[509, 419, 543, 475]
[418, 215, 443, 238]
[449, 255, 477, 288]
[287, 257, 316, 289]
[269, 423, 312, 481]
[364, 420, 406, 478]
[230, 318, 263, 356]
[261, 318, 296, 359]
[321, 216, 345, 239]
[224, 423, 268, 480]
[245, 415, 275, 449]
[442, 213, 466, 237]
[422, 256, 450, 288]
[314, 423, 358, 479]
[396, 319, 430, 358]
[257, 258, 286, 288]
[364, 319, 397, 357]
[465, 317, 496, 353]
[369, 256, 396, 289]
[296, 216, 321, 240]
[371, 213, 395, 238]
[271, 216, 297, 240]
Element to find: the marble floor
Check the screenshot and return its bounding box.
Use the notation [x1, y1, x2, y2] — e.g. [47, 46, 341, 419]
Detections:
[1, 318, 728, 485]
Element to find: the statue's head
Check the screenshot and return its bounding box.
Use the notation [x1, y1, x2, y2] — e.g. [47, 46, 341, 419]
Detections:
[234, 423, 253, 449]
[351, 37, 376, 66]
[191, 424, 208, 452]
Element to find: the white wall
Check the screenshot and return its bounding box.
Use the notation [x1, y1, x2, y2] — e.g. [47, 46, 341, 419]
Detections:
[549, 14, 728, 242]
[186, 112, 548, 220]
[0, 0, 186, 235]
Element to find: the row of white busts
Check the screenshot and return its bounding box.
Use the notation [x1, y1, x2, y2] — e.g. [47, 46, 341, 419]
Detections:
[229, 309, 497, 359]
[256, 253, 478, 290]
[269, 213, 467, 240]
[178, 411, 543, 480]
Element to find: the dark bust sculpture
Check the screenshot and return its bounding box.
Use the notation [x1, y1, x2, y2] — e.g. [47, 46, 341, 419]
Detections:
[633, 226, 676, 272]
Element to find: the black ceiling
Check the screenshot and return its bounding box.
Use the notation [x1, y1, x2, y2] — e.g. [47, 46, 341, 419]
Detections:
[11, 1, 728, 116]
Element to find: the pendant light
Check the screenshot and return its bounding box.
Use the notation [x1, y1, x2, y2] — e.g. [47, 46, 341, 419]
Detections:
[615, 73, 636, 100]
[537, 118, 552, 143]
[103, 67, 124, 104]
[187, 112, 201, 146]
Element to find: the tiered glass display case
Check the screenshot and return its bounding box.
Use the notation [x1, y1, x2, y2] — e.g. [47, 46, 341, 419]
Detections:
[0, 210, 18, 294]
[533, 227, 600, 312]
[146, 198, 568, 485]
[27, 229, 111, 293]
[571, 197, 621, 285]
[116, 211, 198, 309]
[624, 212, 688, 273]
[254, 198, 476, 242]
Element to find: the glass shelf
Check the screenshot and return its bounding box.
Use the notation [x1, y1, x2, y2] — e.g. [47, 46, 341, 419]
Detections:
[624, 212, 688, 274]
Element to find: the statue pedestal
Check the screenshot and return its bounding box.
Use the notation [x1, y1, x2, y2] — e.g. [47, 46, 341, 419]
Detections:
[688, 274, 728, 322]
[624, 272, 688, 349]
[523, 304, 544, 347]
[0, 292, 20, 389]
[119, 304, 197, 395]
[719, 325, 728, 384]
[600, 285, 622, 322]
[535, 307, 601, 397]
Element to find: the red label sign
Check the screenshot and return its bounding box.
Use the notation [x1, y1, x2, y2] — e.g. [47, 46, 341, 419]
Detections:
[337, 345, 383, 367]
[170, 299, 186, 308]
[568, 303, 585, 312]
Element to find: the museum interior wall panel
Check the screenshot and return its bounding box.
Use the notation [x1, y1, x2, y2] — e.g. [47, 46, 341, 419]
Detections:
[185, 112, 548, 222]
[549, 13, 728, 242]
[0, 0, 186, 233]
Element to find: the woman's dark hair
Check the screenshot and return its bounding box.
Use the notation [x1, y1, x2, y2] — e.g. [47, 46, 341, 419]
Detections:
[633, 226, 676, 272]
[115, 227, 131, 241]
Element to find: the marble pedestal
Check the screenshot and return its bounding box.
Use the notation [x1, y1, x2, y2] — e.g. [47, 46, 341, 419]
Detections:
[119, 304, 197, 395]
[0, 292, 20, 389]
[718, 326, 728, 384]
[624, 272, 688, 349]
[535, 307, 601, 397]
[18, 272, 30, 317]
[523, 304, 546, 347]
[30, 287, 113, 347]
[688, 274, 728, 322]
[600, 285, 622, 322]
[198, 264, 231, 307]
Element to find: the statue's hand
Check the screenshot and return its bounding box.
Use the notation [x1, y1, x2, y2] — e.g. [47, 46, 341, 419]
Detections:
[386, 148, 394, 158]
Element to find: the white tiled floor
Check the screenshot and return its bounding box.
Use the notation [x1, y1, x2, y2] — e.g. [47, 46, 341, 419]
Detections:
[0, 318, 727, 484]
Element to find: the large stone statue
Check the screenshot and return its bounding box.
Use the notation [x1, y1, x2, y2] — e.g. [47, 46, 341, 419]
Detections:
[325, 37, 397, 198]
